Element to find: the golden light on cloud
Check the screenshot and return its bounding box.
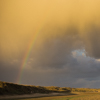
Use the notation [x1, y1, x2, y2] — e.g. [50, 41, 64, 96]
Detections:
[0, 0, 100, 59]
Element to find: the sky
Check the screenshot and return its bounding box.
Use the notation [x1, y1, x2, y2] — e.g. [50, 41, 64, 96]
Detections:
[1, 0, 100, 88]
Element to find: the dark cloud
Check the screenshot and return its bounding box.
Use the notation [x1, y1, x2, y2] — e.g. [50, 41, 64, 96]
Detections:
[82, 24, 100, 58]
[1, 0, 100, 88]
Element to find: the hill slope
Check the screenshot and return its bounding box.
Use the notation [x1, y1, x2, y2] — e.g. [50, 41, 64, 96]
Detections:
[0, 81, 70, 95]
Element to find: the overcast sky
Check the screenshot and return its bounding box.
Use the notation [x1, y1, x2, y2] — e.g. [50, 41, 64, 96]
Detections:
[1, 0, 100, 88]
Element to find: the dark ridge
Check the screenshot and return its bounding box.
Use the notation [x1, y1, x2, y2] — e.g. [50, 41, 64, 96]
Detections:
[0, 81, 99, 96]
[0, 81, 70, 95]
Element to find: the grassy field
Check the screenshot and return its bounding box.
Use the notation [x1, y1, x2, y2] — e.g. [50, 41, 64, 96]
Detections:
[16, 93, 100, 100]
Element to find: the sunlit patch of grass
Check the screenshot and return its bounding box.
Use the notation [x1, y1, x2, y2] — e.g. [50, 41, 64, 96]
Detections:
[51, 93, 100, 100]
[51, 97, 74, 100]
[71, 94, 100, 100]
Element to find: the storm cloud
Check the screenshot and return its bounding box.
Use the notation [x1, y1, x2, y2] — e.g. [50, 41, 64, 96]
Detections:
[0, 0, 100, 88]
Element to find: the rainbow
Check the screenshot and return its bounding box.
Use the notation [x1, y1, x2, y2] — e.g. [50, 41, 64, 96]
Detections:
[16, 28, 42, 84]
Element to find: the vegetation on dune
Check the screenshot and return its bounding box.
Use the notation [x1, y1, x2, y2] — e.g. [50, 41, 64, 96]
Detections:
[0, 80, 100, 96]
[44, 86, 71, 93]
[0, 81, 50, 95]
[71, 88, 99, 92]
[0, 81, 70, 95]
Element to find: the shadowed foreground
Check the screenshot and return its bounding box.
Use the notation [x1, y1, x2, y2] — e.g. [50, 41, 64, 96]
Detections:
[0, 92, 74, 100]
[1, 92, 100, 100]
[17, 93, 100, 100]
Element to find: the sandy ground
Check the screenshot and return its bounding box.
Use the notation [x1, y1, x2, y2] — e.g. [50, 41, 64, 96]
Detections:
[0, 93, 70, 100]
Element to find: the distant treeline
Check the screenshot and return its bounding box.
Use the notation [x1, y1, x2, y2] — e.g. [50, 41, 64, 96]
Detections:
[0, 81, 99, 95]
